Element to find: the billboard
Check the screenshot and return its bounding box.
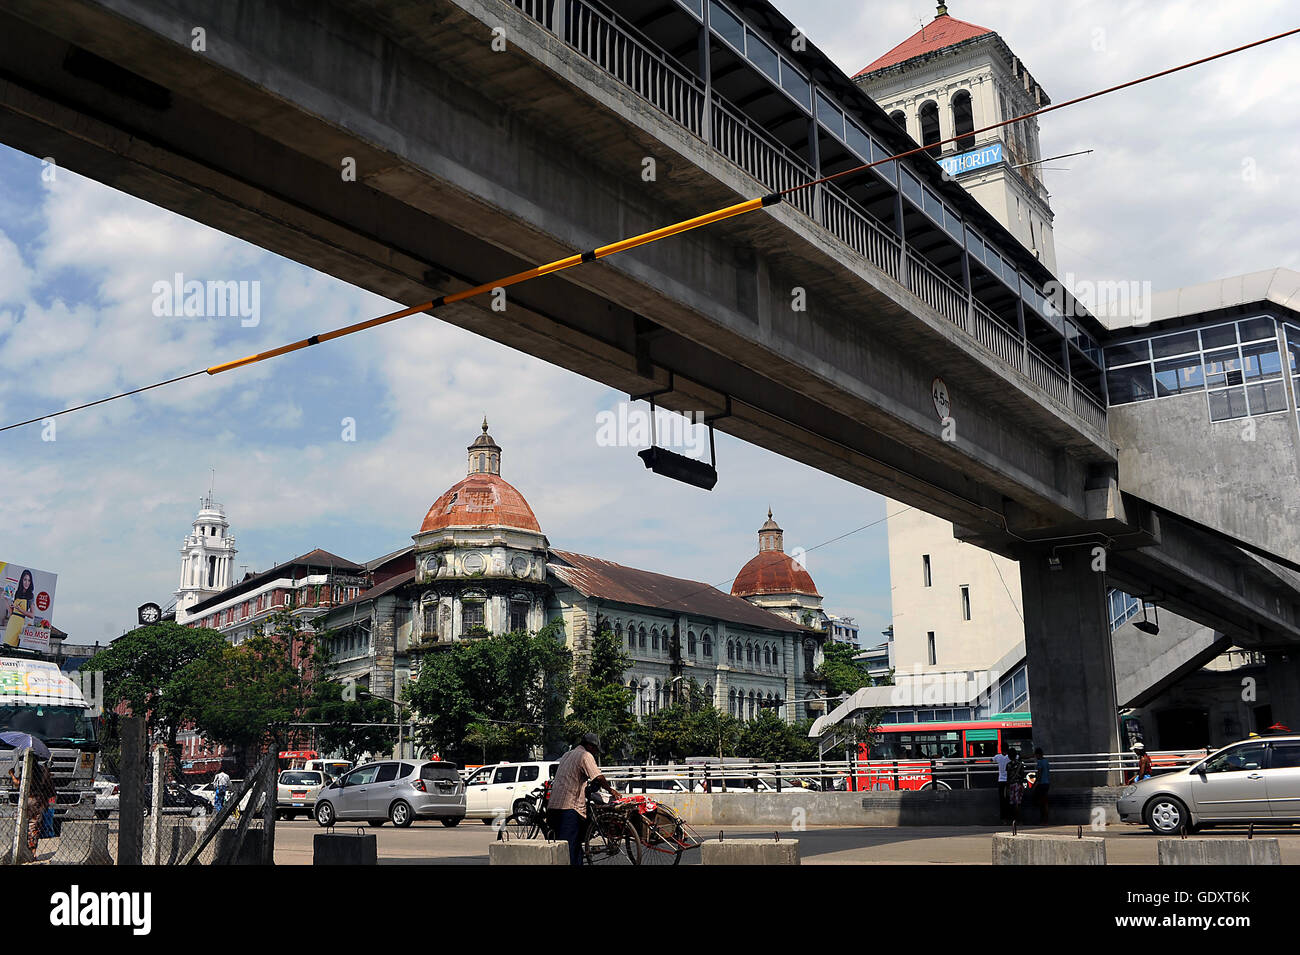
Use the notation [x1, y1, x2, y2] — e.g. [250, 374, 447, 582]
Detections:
[0, 561, 57, 653]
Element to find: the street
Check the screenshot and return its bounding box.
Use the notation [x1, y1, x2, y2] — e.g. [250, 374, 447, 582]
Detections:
[270, 819, 1300, 865]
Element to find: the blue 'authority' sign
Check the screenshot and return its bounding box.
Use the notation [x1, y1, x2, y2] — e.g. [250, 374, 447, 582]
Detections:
[938, 141, 1003, 176]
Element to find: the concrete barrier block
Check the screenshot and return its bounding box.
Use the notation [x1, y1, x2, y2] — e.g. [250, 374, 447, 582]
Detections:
[993, 833, 1106, 865]
[214, 827, 266, 864]
[1157, 838, 1281, 865]
[700, 838, 800, 865]
[489, 839, 568, 865]
[165, 823, 197, 866]
[50, 822, 114, 865]
[313, 832, 378, 865]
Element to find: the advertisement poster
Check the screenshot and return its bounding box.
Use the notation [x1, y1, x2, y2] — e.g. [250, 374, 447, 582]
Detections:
[0, 561, 57, 653]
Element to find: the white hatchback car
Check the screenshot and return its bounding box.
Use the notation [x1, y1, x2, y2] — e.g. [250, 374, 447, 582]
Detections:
[464, 762, 559, 822]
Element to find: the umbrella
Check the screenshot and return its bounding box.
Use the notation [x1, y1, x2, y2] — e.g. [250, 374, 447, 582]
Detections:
[0, 732, 51, 761]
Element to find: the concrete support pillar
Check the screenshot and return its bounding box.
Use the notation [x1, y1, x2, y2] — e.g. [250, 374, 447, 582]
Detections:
[1264, 651, 1300, 731]
[1017, 546, 1119, 778]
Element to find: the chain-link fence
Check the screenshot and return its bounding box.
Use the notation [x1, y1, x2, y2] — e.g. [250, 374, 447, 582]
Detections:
[2, 718, 278, 865]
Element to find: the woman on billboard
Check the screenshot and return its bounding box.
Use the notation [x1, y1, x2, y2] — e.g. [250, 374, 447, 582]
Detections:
[3, 569, 34, 647]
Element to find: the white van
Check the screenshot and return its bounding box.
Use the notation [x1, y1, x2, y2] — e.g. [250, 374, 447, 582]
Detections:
[463, 761, 558, 821]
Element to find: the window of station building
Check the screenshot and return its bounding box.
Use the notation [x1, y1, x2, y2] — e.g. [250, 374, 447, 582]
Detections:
[922, 554, 932, 587]
[708, 1, 744, 49]
[746, 28, 779, 82]
[688, 629, 697, 654]
[780, 60, 812, 110]
[889, 109, 907, 131]
[816, 90, 844, 139]
[951, 90, 975, 151]
[461, 601, 485, 632]
[961, 585, 971, 621]
[509, 601, 529, 633]
[702, 632, 713, 657]
[639, 626, 647, 649]
[918, 101, 940, 158]
[927, 632, 936, 666]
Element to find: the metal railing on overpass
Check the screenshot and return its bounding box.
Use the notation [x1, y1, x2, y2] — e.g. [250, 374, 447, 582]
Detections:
[598, 750, 1207, 791]
[500, 0, 1108, 438]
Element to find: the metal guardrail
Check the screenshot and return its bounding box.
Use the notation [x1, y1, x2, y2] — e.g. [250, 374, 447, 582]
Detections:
[501, 0, 1108, 437]
[599, 750, 1208, 791]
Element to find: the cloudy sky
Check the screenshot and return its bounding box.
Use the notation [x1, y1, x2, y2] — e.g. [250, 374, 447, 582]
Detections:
[0, 0, 1296, 646]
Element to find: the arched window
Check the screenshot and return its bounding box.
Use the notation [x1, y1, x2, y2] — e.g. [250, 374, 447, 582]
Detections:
[688, 630, 697, 654]
[889, 109, 907, 131]
[763, 646, 771, 667]
[727, 640, 735, 662]
[804, 639, 816, 673]
[615, 621, 624, 645]
[951, 90, 974, 151]
[702, 633, 713, 658]
[728, 687, 736, 717]
[639, 626, 647, 649]
[748, 691, 756, 720]
[919, 100, 941, 158]
[651, 628, 660, 651]
[746, 643, 754, 664]
[704, 684, 713, 705]
[628, 680, 638, 713]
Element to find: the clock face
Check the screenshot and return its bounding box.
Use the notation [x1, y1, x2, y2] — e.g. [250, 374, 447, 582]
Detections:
[139, 603, 161, 624]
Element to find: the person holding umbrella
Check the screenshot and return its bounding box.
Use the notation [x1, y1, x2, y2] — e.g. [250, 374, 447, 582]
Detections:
[4, 733, 56, 856]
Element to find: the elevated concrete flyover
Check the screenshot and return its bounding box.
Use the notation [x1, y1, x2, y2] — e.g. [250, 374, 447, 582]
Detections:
[0, 0, 1113, 538]
[4, 0, 1300, 753]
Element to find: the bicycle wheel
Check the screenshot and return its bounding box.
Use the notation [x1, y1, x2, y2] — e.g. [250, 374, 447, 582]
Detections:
[584, 814, 641, 866]
[500, 812, 533, 841]
[638, 815, 684, 866]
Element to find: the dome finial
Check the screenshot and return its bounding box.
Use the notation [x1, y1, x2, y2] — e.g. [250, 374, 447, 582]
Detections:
[936, 2, 948, 17]
[767, 505, 773, 521]
[482, 416, 489, 434]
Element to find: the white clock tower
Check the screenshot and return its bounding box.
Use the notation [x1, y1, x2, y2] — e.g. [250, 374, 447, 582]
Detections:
[174, 491, 238, 623]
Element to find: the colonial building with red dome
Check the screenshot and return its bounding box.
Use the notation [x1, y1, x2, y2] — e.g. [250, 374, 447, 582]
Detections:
[270, 421, 829, 723]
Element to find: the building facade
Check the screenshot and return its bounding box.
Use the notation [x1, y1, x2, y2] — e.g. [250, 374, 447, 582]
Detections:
[307, 424, 830, 727]
[854, 4, 1057, 273]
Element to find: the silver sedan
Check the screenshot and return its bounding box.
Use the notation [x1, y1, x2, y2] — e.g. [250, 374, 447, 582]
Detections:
[1117, 735, 1300, 833]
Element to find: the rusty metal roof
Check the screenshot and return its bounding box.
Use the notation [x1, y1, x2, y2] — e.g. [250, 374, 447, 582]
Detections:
[548, 550, 802, 633]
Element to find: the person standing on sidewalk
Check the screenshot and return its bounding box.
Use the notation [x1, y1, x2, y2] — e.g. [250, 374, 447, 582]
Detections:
[992, 746, 1011, 821]
[1033, 748, 1051, 824]
[546, 733, 620, 865]
[213, 769, 231, 812]
[1006, 749, 1026, 823]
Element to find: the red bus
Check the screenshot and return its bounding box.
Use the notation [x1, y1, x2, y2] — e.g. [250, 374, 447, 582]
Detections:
[851, 715, 1033, 791]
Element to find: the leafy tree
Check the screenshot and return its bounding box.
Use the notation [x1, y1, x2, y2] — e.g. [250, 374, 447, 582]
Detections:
[301, 678, 395, 762]
[566, 628, 635, 759]
[737, 711, 819, 762]
[817, 640, 877, 696]
[84, 621, 227, 765]
[181, 608, 317, 772]
[405, 621, 571, 764]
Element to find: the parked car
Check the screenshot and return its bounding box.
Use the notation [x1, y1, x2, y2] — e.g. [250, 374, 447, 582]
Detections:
[314, 759, 466, 828]
[1118, 735, 1300, 833]
[144, 782, 213, 817]
[189, 782, 217, 805]
[276, 770, 327, 819]
[463, 761, 558, 822]
[620, 776, 696, 795]
[94, 776, 119, 818]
